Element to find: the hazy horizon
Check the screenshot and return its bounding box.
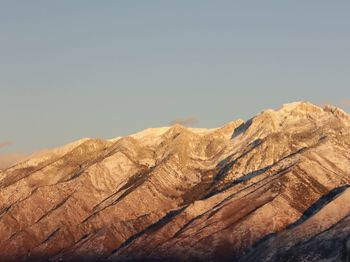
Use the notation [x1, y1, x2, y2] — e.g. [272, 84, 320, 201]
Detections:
[1, 1, 350, 155]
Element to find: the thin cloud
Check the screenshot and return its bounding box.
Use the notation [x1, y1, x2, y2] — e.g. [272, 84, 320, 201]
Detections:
[317, 100, 350, 109]
[0, 152, 28, 170]
[0, 141, 29, 170]
[169, 117, 198, 127]
[0, 140, 13, 149]
[318, 101, 333, 108]
[340, 99, 350, 107]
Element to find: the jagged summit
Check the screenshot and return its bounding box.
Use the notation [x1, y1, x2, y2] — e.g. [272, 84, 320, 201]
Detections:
[0, 102, 349, 262]
[279, 101, 322, 112]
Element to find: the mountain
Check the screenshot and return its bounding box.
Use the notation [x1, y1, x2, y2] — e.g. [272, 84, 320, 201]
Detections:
[0, 102, 349, 262]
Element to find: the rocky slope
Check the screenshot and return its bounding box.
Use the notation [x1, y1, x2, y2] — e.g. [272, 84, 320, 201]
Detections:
[0, 102, 349, 262]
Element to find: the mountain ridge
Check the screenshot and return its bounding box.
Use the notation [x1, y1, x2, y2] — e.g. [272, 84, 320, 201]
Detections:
[0, 101, 349, 262]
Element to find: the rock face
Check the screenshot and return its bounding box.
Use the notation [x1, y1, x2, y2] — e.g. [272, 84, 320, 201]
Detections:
[0, 102, 349, 262]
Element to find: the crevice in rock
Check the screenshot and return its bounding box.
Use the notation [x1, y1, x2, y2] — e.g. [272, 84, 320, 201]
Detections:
[287, 185, 350, 230]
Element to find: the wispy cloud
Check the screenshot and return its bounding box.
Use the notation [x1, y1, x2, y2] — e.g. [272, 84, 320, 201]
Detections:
[317, 100, 350, 109]
[318, 101, 333, 108]
[169, 117, 198, 127]
[340, 99, 350, 107]
[0, 140, 29, 170]
[0, 140, 13, 149]
[0, 152, 28, 170]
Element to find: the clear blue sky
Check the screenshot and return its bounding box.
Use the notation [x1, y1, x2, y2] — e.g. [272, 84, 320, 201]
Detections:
[1, 1, 349, 153]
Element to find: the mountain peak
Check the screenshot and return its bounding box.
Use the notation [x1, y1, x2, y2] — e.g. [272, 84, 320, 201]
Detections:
[279, 101, 322, 113]
[0, 102, 349, 262]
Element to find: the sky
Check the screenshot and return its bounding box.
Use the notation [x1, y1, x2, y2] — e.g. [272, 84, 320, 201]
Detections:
[0, 1, 350, 155]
